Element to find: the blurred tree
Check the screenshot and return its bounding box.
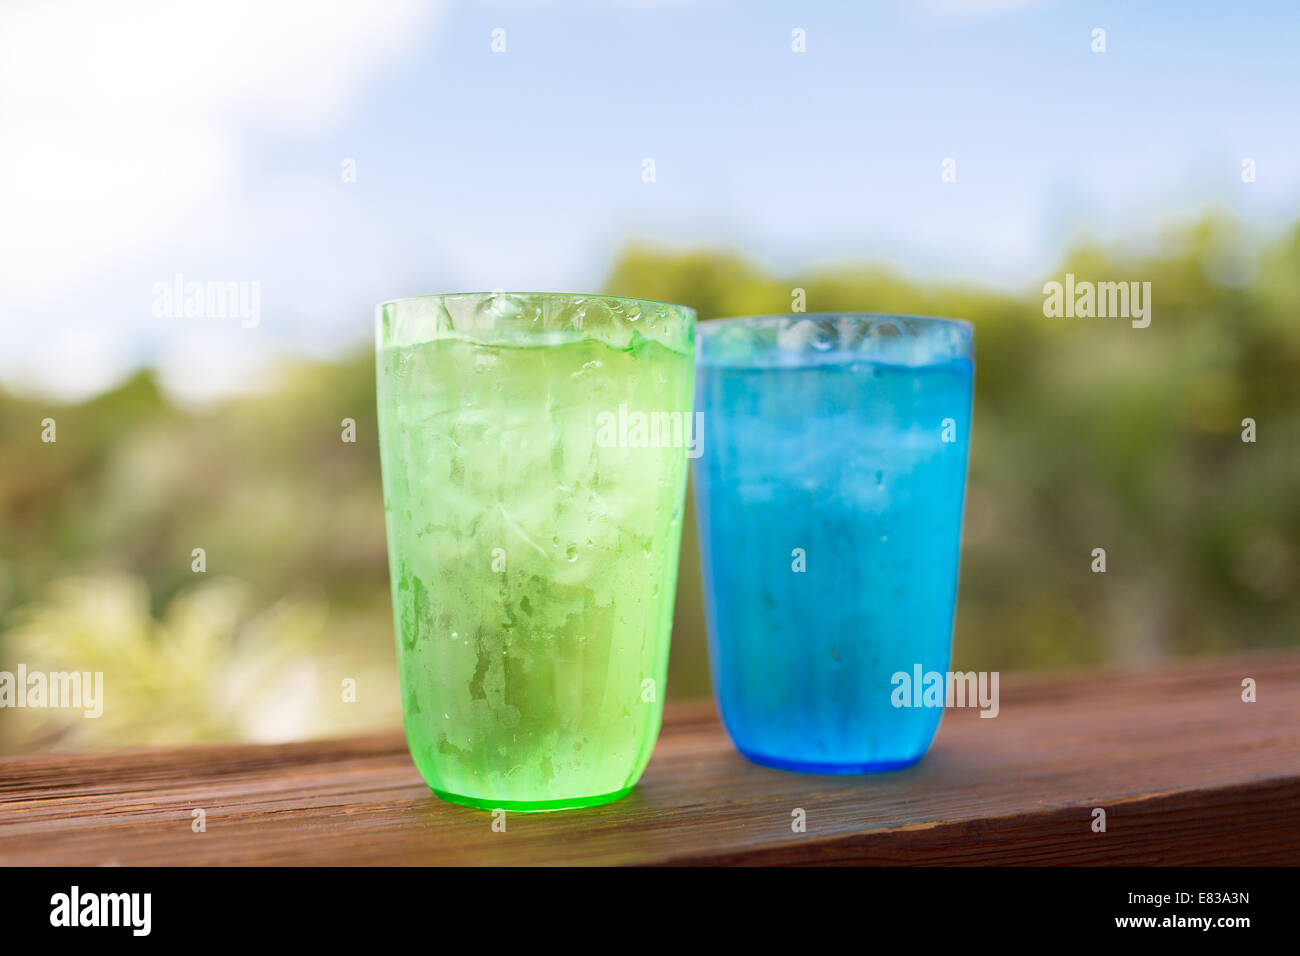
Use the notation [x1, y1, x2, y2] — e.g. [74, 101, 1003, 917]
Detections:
[1, 216, 1296, 752]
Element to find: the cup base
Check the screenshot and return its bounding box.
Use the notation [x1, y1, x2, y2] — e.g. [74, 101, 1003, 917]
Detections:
[430, 785, 635, 812]
[738, 748, 924, 775]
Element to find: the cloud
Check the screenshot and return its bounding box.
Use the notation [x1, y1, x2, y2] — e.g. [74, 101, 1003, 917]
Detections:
[0, 0, 443, 397]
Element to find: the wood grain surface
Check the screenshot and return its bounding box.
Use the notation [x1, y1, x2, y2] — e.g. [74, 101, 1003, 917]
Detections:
[1, 652, 1297, 865]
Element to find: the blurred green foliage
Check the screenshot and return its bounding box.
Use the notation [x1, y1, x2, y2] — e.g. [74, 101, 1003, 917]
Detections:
[1, 216, 1297, 752]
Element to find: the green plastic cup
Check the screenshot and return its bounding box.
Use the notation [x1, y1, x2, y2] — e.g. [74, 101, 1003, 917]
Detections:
[376, 292, 696, 810]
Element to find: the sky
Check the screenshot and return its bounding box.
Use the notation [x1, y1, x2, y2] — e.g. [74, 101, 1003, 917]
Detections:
[1, 0, 1298, 401]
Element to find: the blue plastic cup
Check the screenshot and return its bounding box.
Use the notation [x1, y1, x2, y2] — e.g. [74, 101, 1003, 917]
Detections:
[693, 314, 974, 773]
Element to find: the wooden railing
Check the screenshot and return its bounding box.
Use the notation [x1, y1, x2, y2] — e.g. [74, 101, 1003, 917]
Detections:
[1, 652, 1297, 865]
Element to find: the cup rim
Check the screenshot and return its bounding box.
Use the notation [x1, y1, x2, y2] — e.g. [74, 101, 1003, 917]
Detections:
[695, 312, 973, 368]
[376, 291, 697, 319]
[698, 312, 972, 334]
